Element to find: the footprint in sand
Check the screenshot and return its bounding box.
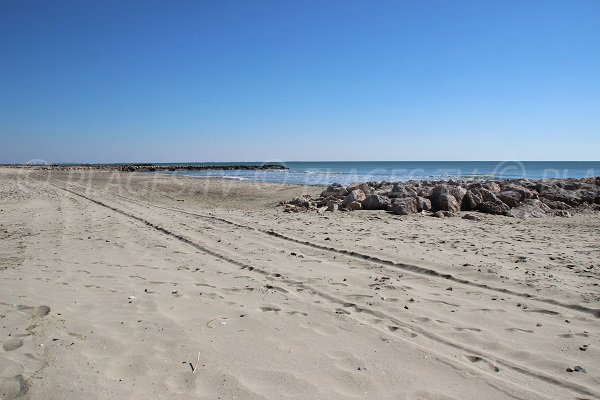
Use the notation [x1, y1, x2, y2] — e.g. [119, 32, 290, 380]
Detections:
[16, 305, 50, 318]
[525, 308, 559, 316]
[263, 285, 289, 294]
[454, 327, 482, 332]
[463, 355, 500, 372]
[286, 311, 308, 316]
[31, 305, 50, 317]
[505, 328, 534, 333]
[0, 359, 29, 399]
[334, 308, 351, 315]
[386, 325, 418, 338]
[2, 339, 23, 352]
[259, 306, 281, 313]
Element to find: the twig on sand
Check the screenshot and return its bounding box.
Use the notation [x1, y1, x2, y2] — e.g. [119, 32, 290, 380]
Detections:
[205, 316, 228, 328]
[189, 351, 201, 374]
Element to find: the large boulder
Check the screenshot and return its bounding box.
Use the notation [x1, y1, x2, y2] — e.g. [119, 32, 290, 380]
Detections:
[523, 198, 550, 211]
[283, 204, 305, 213]
[440, 194, 461, 213]
[317, 195, 341, 207]
[430, 185, 466, 211]
[391, 197, 418, 215]
[325, 197, 343, 211]
[342, 189, 367, 207]
[389, 183, 418, 198]
[479, 187, 502, 203]
[577, 189, 598, 204]
[346, 201, 362, 211]
[462, 188, 483, 210]
[362, 194, 392, 210]
[321, 183, 348, 197]
[554, 210, 572, 218]
[497, 190, 522, 208]
[476, 201, 509, 215]
[416, 196, 432, 212]
[448, 186, 467, 205]
[485, 182, 502, 193]
[506, 202, 547, 219]
[557, 181, 582, 190]
[347, 182, 372, 194]
[416, 186, 434, 198]
[540, 197, 571, 210]
[429, 185, 449, 210]
[287, 195, 314, 209]
[502, 184, 538, 200]
[539, 186, 582, 207]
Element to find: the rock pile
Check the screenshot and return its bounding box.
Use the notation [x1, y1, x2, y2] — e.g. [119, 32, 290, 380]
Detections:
[281, 177, 600, 219]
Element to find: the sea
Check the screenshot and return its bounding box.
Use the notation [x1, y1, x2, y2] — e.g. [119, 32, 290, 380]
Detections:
[152, 161, 600, 186]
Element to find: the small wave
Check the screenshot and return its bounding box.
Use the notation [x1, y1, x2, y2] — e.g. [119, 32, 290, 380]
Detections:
[302, 170, 343, 175]
[181, 174, 249, 181]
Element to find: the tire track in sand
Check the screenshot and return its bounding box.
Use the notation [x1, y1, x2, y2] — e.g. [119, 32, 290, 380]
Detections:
[51, 183, 600, 400]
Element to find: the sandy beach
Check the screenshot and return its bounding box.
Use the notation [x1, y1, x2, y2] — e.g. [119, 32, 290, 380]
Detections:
[1, 168, 599, 399]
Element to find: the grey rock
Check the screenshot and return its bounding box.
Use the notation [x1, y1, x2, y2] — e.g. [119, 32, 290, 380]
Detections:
[325, 196, 343, 212]
[554, 210, 571, 218]
[540, 197, 571, 210]
[430, 185, 465, 211]
[577, 189, 598, 204]
[462, 188, 484, 210]
[321, 183, 348, 197]
[327, 202, 339, 212]
[283, 205, 304, 213]
[362, 194, 392, 210]
[346, 201, 362, 211]
[523, 198, 550, 212]
[558, 181, 582, 190]
[539, 186, 581, 207]
[287, 195, 314, 209]
[389, 184, 418, 198]
[448, 186, 467, 205]
[476, 201, 509, 215]
[318, 195, 342, 207]
[347, 182, 372, 194]
[479, 187, 502, 203]
[506, 204, 546, 219]
[416, 196, 432, 212]
[503, 183, 538, 200]
[440, 194, 461, 213]
[342, 189, 367, 207]
[497, 190, 523, 208]
[391, 197, 418, 215]
[485, 182, 502, 193]
[417, 186, 433, 198]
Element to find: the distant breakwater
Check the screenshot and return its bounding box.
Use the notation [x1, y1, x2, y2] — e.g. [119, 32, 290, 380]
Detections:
[3, 163, 289, 172]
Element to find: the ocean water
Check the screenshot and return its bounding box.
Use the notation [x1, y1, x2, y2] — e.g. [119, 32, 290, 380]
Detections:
[155, 161, 600, 186]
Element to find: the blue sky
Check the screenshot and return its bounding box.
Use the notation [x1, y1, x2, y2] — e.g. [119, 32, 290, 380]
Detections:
[1, 0, 599, 163]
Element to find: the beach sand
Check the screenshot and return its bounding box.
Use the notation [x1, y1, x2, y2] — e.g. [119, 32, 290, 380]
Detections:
[1, 168, 598, 399]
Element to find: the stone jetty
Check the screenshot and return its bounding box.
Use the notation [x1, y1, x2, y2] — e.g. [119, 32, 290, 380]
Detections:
[282, 177, 600, 219]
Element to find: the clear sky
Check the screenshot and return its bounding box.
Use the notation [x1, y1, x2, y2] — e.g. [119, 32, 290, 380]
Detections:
[1, 0, 599, 163]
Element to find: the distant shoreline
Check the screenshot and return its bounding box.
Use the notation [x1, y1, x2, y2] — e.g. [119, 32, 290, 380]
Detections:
[0, 163, 289, 172]
[3, 161, 599, 186]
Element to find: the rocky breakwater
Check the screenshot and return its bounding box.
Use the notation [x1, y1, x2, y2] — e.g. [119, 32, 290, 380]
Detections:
[118, 164, 288, 172]
[281, 177, 600, 219]
[9, 163, 289, 172]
